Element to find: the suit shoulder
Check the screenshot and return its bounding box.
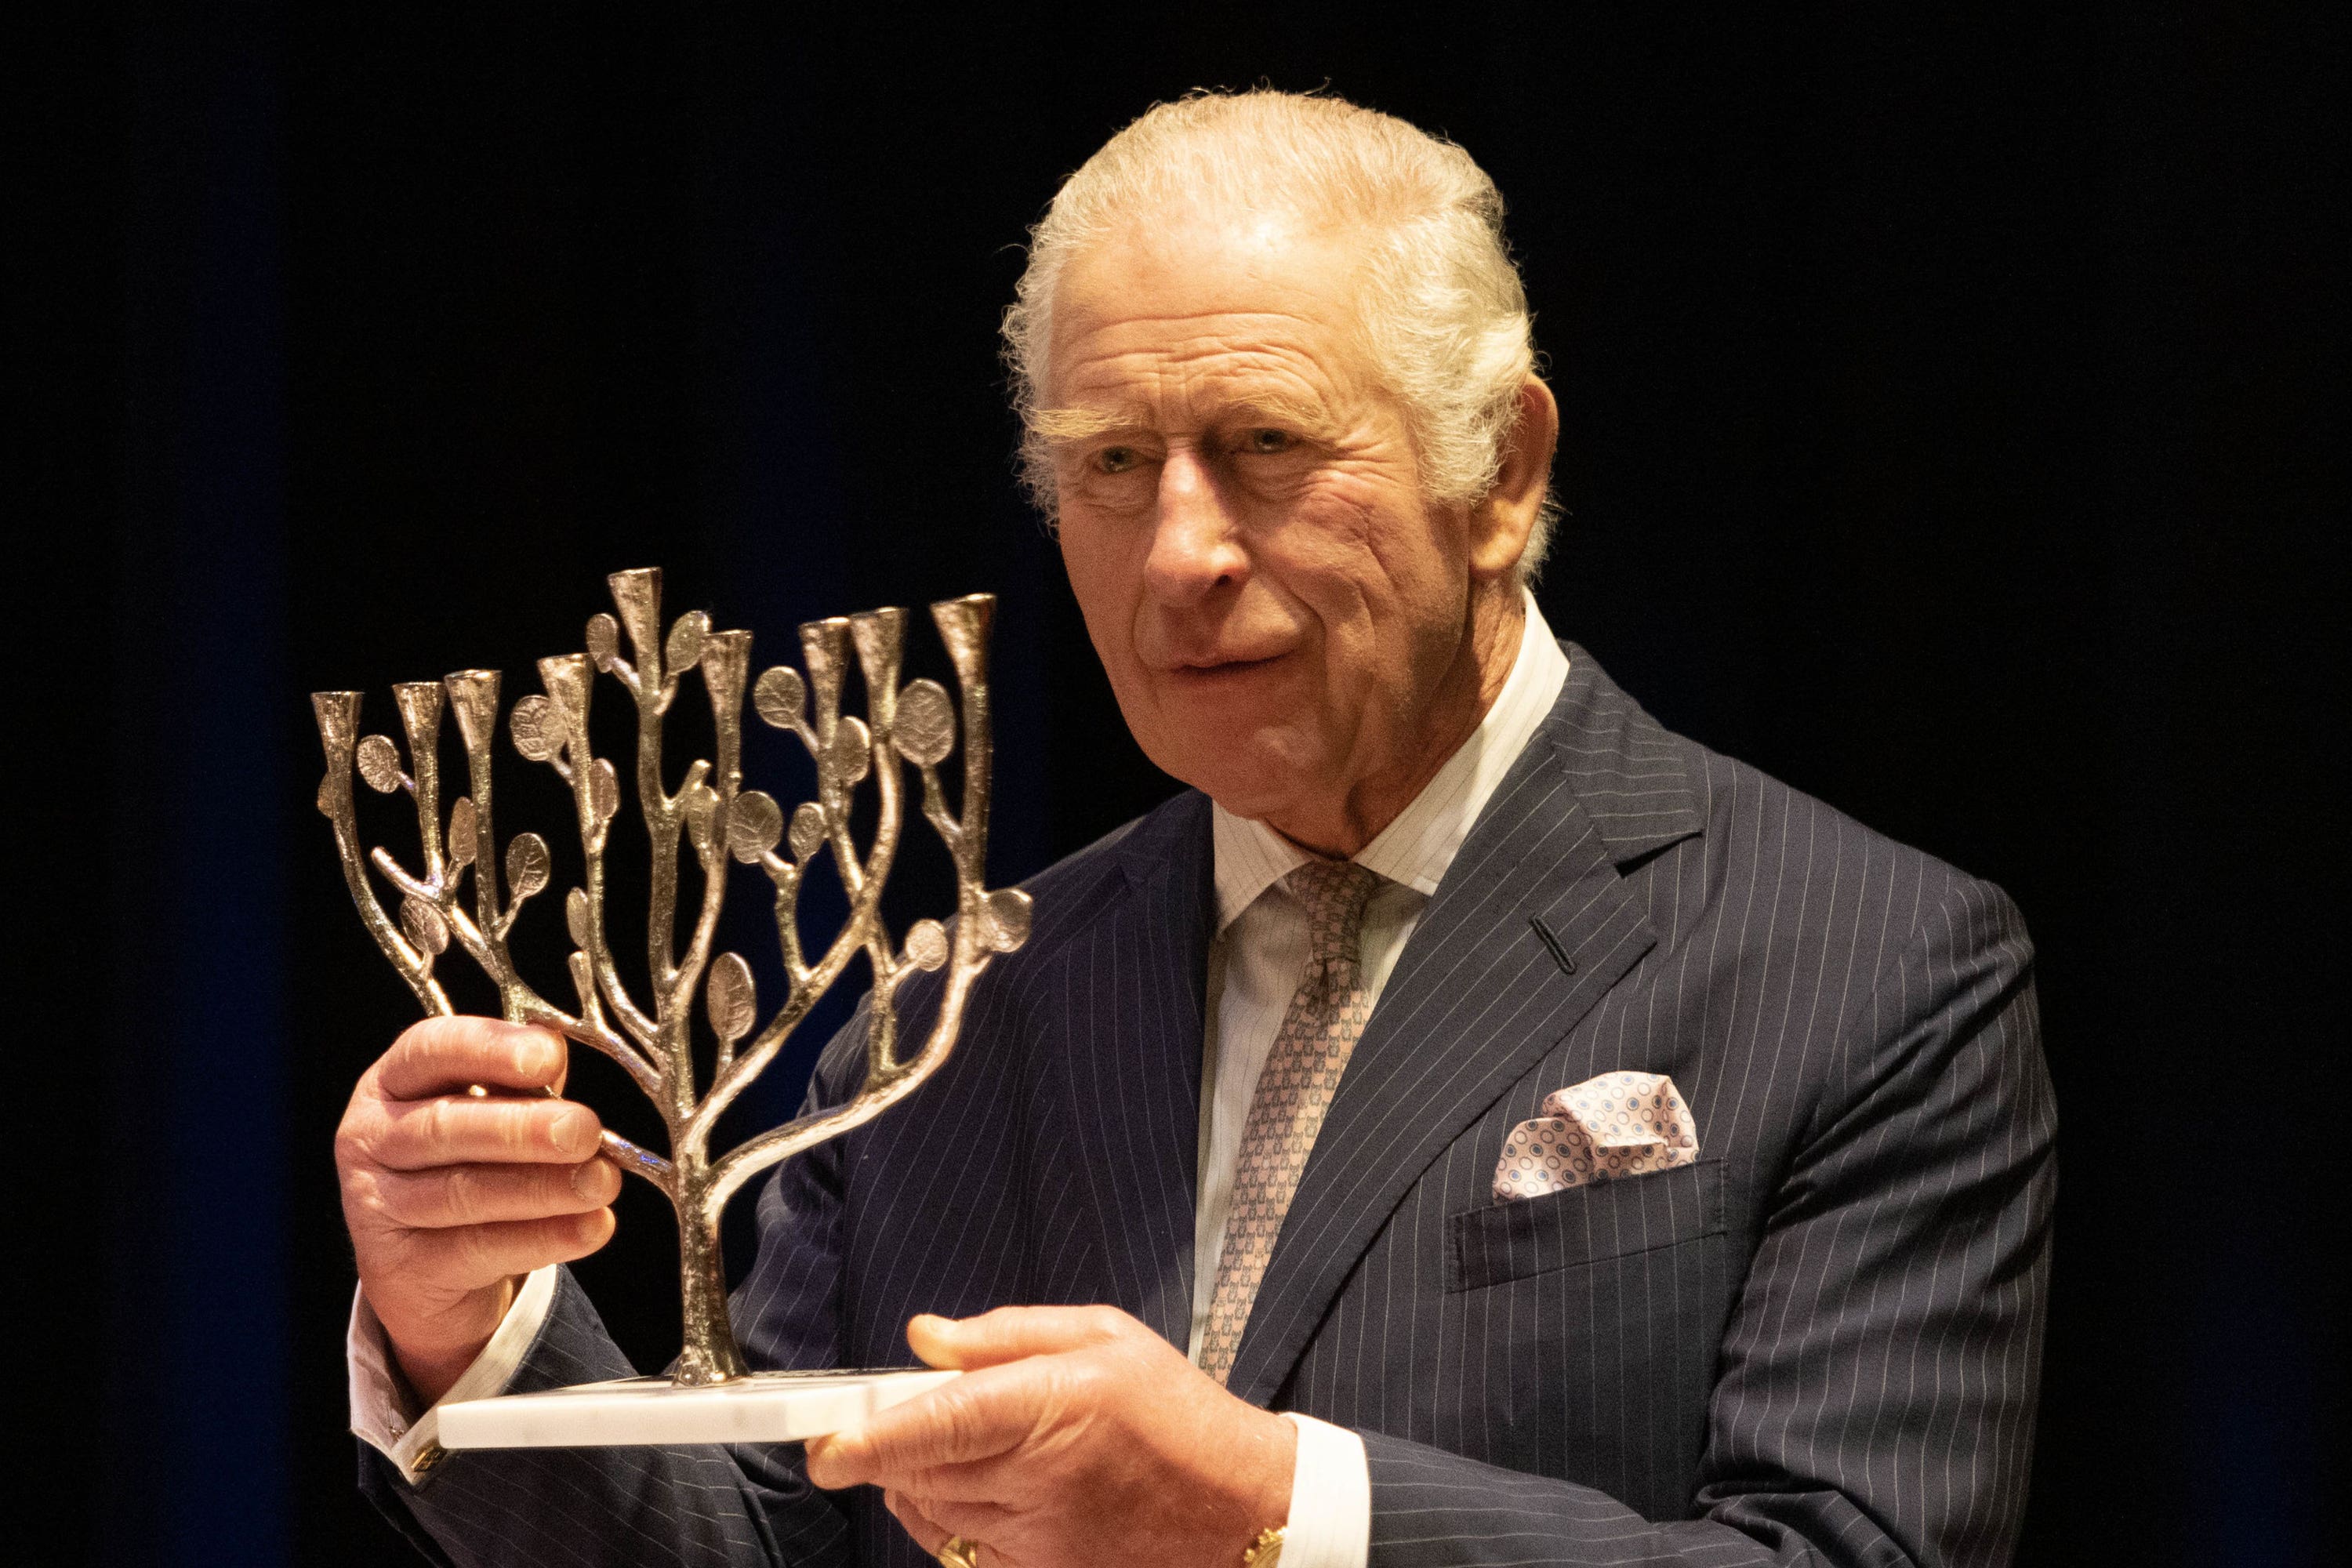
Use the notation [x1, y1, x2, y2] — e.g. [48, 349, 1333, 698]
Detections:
[1657, 728, 2030, 951]
[1628, 733, 2039, 1103]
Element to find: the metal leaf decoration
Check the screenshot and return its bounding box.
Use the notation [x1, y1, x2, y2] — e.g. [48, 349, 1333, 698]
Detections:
[893, 680, 956, 766]
[728, 790, 783, 862]
[666, 612, 710, 677]
[506, 833, 551, 900]
[585, 612, 621, 670]
[789, 801, 826, 862]
[752, 666, 804, 730]
[902, 918, 948, 971]
[706, 952, 757, 1044]
[589, 757, 621, 824]
[982, 887, 1033, 953]
[357, 735, 405, 793]
[565, 885, 590, 948]
[448, 797, 477, 866]
[401, 894, 450, 956]
[510, 695, 561, 762]
[830, 717, 873, 786]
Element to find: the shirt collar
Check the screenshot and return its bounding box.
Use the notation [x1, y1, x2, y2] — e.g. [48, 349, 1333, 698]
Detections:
[1210, 590, 1571, 932]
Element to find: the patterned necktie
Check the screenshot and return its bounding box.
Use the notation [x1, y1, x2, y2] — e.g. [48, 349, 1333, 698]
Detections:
[1200, 858, 1382, 1385]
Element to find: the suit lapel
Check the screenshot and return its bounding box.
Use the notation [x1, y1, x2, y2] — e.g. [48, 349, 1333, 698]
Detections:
[1224, 648, 1702, 1406]
[1036, 793, 1213, 1349]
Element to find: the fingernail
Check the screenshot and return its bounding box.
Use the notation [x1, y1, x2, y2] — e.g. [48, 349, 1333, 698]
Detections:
[572, 1159, 613, 1200]
[550, 1107, 586, 1152]
[516, 1036, 554, 1077]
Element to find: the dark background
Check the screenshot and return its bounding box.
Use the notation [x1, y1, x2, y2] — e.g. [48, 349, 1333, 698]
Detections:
[20, 5, 2343, 1566]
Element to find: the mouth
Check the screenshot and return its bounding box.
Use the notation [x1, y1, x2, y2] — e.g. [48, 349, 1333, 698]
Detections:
[1162, 652, 1287, 683]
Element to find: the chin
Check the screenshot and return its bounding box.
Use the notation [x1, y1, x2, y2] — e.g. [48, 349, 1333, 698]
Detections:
[1119, 669, 1323, 803]
[1149, 727, 1319, 821]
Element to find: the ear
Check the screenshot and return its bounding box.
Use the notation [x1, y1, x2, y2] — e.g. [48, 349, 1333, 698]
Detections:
[1468, 377, 1560, 583]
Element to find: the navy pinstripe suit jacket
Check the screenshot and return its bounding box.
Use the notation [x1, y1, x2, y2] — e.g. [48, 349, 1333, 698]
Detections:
[367, 644, 2054, 1568]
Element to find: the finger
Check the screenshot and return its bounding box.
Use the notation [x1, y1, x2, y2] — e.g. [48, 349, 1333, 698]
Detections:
[870, 1453, 1032, 1508]
[394, 1209, 615, 1290]
[806, 1359, 1053, 1487]
[366, 1157, 620, 1229]
[377, 1018, 566, 1102]
[886, 1490, 1019, 1555]
[906, 1304, 1134, 1370]
[370, 1094, 604, 1170]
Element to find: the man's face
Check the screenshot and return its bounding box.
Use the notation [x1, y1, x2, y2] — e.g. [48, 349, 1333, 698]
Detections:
[1044, 211, 1511, 848]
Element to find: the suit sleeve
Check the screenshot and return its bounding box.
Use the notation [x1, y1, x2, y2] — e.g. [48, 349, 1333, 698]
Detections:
[357, 1018, 877, 1568]
[1359, 877, 2056, 1568]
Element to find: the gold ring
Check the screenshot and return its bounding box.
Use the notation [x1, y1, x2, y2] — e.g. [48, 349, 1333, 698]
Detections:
[936, 1536, 982, 1568]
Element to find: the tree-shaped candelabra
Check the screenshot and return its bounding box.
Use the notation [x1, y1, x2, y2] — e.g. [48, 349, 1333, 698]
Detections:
[313, 568, 1028, 1387]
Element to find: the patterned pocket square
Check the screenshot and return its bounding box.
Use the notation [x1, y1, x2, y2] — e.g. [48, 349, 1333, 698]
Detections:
[1493, 1071, 1698, 1201]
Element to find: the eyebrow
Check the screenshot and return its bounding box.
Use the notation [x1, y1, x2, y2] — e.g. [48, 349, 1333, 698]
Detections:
[1031, 394, 1343, 445]
[1031, 407, 1142, 441]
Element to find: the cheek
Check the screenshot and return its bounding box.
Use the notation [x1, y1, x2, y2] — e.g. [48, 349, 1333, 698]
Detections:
[1264, 471, 1443, 618]
[1057, 518, 1145, 664]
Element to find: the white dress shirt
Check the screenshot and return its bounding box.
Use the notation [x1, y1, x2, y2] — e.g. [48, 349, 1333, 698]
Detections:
[350, 591, 1570, 1568]
[1190, 592, 1568, 1566]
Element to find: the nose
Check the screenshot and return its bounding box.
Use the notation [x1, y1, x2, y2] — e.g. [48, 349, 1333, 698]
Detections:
[1141, 445, 1247, 606]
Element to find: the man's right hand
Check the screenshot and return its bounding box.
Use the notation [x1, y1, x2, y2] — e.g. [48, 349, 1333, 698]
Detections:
[336, 1016, 620, 1406]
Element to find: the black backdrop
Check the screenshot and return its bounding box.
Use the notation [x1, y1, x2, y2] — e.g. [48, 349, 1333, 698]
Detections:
[21, 6, 2343, 1566]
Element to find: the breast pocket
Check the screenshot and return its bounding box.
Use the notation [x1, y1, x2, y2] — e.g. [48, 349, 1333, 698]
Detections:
[1446, 1159, 1726, 1291]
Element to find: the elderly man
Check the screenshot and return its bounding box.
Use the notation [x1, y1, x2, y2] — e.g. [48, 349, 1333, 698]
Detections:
[341, 91, 2053, 1568]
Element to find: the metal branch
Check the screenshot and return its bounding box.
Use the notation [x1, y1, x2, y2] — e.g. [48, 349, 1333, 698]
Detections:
[535, 652, 659, 1052]
[691, 800, 895, 1141]
[703, 922, 981, 1216]
[672, 632, 749, 1016]
[916, 763, 960, 849]
[313, 693, 452, 1014]
[565, 951, 662, 1096]
[705, 594, 1011, 1210]
[601, 1130, 677, 1196]
[444, 668, 572, 1033]
[394, 681, 448, 884]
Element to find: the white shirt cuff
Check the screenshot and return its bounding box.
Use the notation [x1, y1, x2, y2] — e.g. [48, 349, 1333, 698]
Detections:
[1281, 1412, 1370, 1568]
[347, 1265, 560, 1483]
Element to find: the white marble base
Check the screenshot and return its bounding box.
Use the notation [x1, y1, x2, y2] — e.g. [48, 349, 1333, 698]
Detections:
[439, 1369, 961, 1450]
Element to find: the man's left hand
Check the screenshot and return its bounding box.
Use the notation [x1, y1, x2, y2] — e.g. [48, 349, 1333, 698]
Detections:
[804, 1306, 1294, 1568]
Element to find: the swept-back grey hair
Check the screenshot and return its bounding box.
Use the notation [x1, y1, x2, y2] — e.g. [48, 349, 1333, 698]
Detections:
[1001, 88, 1559, 582]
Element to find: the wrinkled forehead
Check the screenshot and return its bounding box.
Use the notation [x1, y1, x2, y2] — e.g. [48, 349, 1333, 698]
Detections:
[1040, 206, 1385, 408]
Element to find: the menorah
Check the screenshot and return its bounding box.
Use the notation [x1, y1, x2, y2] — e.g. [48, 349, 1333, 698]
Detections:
[314, 568, 1027, 1445]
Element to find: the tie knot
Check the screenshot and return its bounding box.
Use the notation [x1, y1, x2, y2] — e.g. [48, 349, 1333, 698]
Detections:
[1285, 859, 1381, 972]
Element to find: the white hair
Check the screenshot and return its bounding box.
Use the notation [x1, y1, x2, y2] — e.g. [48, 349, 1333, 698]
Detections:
[1001, 88, 1559, 581]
